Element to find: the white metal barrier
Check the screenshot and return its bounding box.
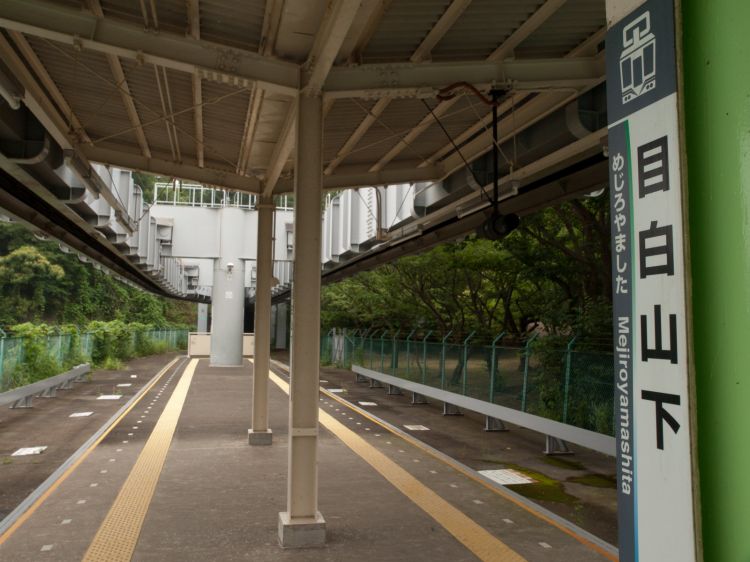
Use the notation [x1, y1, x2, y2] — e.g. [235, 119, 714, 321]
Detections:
[188, 332, 255, 357]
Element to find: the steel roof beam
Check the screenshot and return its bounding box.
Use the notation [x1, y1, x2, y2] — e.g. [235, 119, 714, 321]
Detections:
[325, 0, 472, 176]
[347, 0, 392, 63]
[186, 0, 204, 168]
[489, 0, 567, 61]
[0, 0, 301, 96]
[369, 0, 567, 171]
[410, 0, 473, 63]
[275, 161, 444, 193]
[84, 0, 151, 160]
[0, 0, 602, 100]
[262, 0, 360, 196]
[81, 145, 261, 193]
[302, 0, 362, 95]
[425, 26, 607, 167]
[236, 0, 284, 177]
[323, 57, 603, 99]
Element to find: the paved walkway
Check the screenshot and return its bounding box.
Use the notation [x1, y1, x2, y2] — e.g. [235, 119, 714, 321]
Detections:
[0, 357, 617, 561]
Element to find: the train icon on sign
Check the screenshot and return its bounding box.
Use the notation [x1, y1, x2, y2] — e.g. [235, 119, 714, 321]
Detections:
[620, 11, 656, 103]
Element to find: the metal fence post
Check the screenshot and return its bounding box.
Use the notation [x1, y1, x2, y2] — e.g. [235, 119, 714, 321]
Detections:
[562, 336, 577, 424]
[342, 328, 349, 366]
[369, 329, 379, 369]
[0, 328, 6, 390]
[521, 332, 538, 412]
[380, 330, 388, 372]
[440, 331, 452, 389]
[488, 331, 505, 402]
[405, 329, 417, 378]
[421, 331, 432, 384]
[391, 330, 400, 375]
[461, 331, 476, 395]
[328, 327, 335, 363]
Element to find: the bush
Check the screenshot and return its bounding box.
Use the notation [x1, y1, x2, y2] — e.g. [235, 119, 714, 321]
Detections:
[3, 321, 187, 389]
[9, 322, 60, 387]
[101, 356, 124, 370]
[60, 324, 86, 367]
[130, 322, 155, 356]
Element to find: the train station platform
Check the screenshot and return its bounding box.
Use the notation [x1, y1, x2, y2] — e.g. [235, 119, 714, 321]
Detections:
[0, 356, 617, 561]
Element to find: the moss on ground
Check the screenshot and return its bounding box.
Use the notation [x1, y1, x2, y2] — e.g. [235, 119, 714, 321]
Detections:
[541, 456, 585, 471]
[566, 473, 617, 488]
[502, 463, 579, 505]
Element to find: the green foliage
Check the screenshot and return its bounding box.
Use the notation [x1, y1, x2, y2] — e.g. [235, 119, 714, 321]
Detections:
[60, 324, 86, 366]
[100, 356, 124, 371]
[0, 246, 64, 323]
[321, 195, 615, 434]
[132, 172, 157, 205]
[1, 322, 187, 390]
[0, 222, 196, 328]
[7, 322, 60, 387]
[567, 473, 617, 488]
[321, 195, 612, 344]
[87, 320, 133, 365]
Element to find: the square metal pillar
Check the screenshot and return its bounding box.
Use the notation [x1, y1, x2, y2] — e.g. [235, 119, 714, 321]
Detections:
[249, 196, 275, 446]
[279, 94, 326, 548]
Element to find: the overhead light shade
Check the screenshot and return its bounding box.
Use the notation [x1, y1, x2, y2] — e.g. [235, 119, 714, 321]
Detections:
[476, 212, 520, 240]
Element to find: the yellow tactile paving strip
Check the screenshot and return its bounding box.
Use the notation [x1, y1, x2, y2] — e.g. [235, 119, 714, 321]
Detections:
[268, 370, 527, 562]
[270, 358, 616, 562]
[0, 356, 181, 548]
[319, 379, 618, 562]
[82, 358, 197, 562]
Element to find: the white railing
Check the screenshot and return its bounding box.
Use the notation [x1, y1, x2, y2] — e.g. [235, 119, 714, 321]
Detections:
[153, 181, 293, 211]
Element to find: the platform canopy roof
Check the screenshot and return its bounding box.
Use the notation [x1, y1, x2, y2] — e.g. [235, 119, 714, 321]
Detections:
[0, 0, 606, 196]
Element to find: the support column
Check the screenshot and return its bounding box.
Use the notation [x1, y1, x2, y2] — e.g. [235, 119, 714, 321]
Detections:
[683, 1, 750, 559]
[249, 197, 274, 445]
[275, 302, 290, 350]
[278, 94, 325, 548]
[210, 207, 245, 366]
[197, 303, 209, 332]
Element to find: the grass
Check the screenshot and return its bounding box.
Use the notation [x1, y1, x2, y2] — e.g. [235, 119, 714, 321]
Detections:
[541, 456, 585, 471]
[566, 473, 617, 488]
[100, 356, 124, 370]
[1, 457, 12, 465]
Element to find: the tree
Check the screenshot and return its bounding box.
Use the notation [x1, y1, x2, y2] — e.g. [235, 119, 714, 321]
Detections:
[321, 193, 612, 344]
[0, 222, 195, 328]
[0, 245, 64, 323]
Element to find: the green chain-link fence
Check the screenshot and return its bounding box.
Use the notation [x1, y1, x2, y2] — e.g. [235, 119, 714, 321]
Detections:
[321, 329, 614, 436]
[0, 329, 188, 392]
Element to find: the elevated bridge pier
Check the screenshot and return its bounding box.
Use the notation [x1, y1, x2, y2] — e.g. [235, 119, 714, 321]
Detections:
[209, 207, 245, 367]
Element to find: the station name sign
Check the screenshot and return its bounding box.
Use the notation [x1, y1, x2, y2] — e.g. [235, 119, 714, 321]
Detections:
[606, 0, 698, 560]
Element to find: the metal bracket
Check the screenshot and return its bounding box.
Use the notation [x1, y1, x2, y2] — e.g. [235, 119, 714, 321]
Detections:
[387, 384, 403, 395]
[355, 372, 368, 383]
[59, 378, 74, 390]
[39, 386, 57, 398]
[545, 435, 573, 455]
[484, 416, 508, 432]
[11, 395, 33, 408]
[369, 378, 383, 389]
[443, 402, 463, 416]
[411, 392, 427, 405]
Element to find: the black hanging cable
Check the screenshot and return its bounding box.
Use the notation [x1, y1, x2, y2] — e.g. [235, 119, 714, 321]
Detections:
[482, 88, 520, 239]
[420, 98, 492, 205]
[423, 84, 520, 239]
[492, 89, 500, 212]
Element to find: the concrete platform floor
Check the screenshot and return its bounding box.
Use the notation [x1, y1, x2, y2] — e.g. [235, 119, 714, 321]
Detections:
[300, 356, 618, 547]
[0, 356, 617, 561]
